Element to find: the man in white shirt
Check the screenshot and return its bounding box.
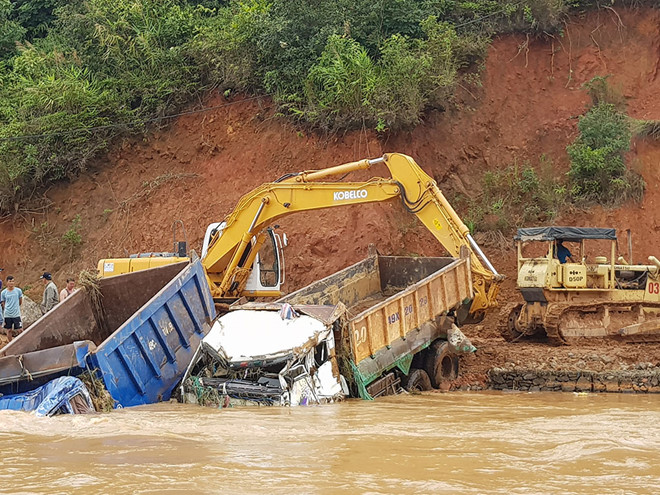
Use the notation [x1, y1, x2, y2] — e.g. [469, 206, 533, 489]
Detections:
[60, 278, 76, 302]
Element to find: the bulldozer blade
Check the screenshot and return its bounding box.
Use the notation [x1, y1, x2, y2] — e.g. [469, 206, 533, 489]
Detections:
[618, 320, 660, 342]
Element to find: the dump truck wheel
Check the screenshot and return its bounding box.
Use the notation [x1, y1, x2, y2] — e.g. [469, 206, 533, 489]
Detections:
[424, 341, 458, 389]
[403, 368, 432, 392]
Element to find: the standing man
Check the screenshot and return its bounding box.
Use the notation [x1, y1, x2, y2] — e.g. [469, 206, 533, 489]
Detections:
[41, 272, 59, 314]
[59, 278, 76, 302]
[1, 276, 23, 341]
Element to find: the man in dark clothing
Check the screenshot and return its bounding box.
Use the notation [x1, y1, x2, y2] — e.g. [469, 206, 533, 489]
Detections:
[555, 240, 575, 264]
[40, 272, 59, 314]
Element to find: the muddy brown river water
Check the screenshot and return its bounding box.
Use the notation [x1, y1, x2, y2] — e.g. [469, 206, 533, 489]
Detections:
[1, 392, 659, 494]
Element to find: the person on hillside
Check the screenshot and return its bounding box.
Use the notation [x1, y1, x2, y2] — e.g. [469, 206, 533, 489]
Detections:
[1, 276, 23, 341]
[40, 272, 59, 314]
[59, 278, 76, 302]
[554, 240, 575, 264]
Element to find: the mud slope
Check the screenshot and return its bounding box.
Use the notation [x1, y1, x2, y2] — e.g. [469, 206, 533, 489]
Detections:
[1, 7, 659, 305]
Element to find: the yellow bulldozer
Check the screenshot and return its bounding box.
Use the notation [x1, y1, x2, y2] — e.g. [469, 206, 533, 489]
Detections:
[500, 226, 660, 344]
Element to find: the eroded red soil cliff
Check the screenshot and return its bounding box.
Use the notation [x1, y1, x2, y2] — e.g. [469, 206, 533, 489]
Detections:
[2, 8, 660, 371]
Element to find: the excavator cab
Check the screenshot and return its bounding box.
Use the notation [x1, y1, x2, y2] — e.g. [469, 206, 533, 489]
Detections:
[201, 222, 286, 297]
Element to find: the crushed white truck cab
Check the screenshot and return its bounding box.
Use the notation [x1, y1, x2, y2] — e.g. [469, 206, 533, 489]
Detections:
[181, 304, 346, 406]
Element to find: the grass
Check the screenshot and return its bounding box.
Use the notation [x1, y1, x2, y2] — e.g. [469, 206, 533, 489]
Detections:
[451, 156, 567, 233]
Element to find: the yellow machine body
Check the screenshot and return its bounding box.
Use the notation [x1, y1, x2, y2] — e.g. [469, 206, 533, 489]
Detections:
[503, 226, 660, 343]
[99, 153, 502, 320]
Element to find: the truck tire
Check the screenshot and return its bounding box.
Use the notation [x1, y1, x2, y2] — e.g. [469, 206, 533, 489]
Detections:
[424, 340, 458, 389]
[403, 368, 432, 392]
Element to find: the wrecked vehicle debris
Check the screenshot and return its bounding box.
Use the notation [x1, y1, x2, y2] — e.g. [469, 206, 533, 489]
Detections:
[0, 376, 95, 416]
[181, 305, 346, 406]
[183, 253, 476, 407]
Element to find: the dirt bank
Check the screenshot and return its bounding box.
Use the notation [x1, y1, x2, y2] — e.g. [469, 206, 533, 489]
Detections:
[1, 8, 660, 379]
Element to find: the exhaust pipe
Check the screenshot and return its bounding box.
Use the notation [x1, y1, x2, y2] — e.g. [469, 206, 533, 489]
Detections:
[627, 229, 633, 265]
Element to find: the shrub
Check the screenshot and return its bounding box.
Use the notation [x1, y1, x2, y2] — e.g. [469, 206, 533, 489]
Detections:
[435, 0, 567, 35]
[0, 49, 128, 211]
[582, 75, 626, 111]
[11, 0, 66, 40]
[304, 35, 379, 129]
[0, 0, 26, 59]
[631, 120, 660, 140]
[372, 35, 431, 129]
[567, 102, 644, 205]
[189, 0, 270, 92]
[62, 213, 83, 260]
[303, 18, 462, 130]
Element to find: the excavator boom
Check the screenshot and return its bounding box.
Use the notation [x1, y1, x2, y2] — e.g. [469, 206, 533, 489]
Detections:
[203, 153, 501, 314]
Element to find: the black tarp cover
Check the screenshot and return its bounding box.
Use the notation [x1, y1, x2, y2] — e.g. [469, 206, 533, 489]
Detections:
[515, 226, 617, 242]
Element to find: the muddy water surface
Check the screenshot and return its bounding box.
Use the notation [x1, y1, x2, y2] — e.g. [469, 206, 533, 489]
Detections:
[1, 392, 659, 494]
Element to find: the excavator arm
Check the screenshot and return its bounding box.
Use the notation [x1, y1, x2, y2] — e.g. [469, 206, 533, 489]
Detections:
[203, 153, 502, 315]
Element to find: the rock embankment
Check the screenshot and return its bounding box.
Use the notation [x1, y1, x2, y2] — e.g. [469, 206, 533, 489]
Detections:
[458, 335, 660, 393]
[488, 367, 660, 393]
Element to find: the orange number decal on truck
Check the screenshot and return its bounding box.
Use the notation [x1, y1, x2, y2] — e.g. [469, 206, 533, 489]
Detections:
[649, 282, 660, 294]
[354, 326, 367, 346]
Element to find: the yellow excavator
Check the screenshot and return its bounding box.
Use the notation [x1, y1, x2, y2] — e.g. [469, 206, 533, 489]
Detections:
[98, 153, 502, 320]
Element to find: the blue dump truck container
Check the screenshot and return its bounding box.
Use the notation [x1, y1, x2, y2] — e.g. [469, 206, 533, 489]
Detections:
[0, 260, 215, 408]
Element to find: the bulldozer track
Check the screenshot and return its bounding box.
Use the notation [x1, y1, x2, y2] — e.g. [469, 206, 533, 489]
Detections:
[544, 301, 660, 345]
[544, 303, 582, 346]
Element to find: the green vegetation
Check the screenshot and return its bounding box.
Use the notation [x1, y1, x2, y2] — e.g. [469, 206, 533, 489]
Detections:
[0, 0, 653, 214]
[455, 157, 566, 232]
[32, 219, 53, 247]
[567, 76, 644, 206]
[567, 103, 643, 205]
[303, 21, 461, 130]
[631, 120, 660, 140]
[0, 0, 584, 212]
[0, 0, 207, 212]
[463, 73, 648, 235]
[61, 213, 82, 259]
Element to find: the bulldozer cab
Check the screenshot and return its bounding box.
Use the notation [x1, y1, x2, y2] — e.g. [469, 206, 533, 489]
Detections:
[515, 226, 620, 292]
